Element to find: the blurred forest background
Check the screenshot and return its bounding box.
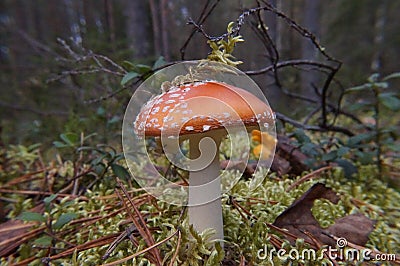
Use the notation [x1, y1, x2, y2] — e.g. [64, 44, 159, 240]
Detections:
[0, 0, 399, 148]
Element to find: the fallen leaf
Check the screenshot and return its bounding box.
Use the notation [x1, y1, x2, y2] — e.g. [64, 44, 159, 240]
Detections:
[273, 183, 375, 248]
[325, 213, 376, 246]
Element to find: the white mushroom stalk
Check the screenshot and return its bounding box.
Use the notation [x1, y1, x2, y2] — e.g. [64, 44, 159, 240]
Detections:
[187, 131, 225, 243]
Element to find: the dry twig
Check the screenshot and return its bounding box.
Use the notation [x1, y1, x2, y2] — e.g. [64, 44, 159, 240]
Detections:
[286, 165, 333, 192]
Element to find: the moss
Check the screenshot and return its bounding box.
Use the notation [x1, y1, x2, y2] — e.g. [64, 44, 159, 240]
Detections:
[0, 142, 399, 265]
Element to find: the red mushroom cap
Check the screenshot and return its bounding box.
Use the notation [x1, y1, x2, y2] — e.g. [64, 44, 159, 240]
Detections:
[134, 81, 274, 137]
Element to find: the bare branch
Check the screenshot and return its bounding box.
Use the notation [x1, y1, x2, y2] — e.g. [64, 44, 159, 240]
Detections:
[13, 28, 62, 59]
[180, 0, 222, 60]
[245, 59, 336, 75]
[275, 112, 354, 136]
[0, 100, 68, 117]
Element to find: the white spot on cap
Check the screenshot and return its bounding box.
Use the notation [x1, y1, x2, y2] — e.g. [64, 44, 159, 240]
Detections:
[181, 117, 189, 123]
[182, 110, 193, 115]
[193, 82, 205, 87]
[146, 98, 155, 106]
[165, 99, 175, 104]
[203, 125, 211, 131]
[223, 112, 230, 118]
[183, 87, 191, 92]
[167, 87, 180, 94]
[151, 106, 160, 114]
[169, 93, 181, 98]
[154, 98, 163, 105]
[150, 118, 158, 123]
[185, 126, 194, 131]
[162, 106, 170, 112]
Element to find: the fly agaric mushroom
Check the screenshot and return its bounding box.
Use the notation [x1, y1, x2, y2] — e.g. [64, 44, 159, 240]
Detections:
[134, 81, 274, 244]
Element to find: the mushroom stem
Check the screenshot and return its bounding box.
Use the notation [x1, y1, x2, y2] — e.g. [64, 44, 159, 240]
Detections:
[188, 133, 224, 245]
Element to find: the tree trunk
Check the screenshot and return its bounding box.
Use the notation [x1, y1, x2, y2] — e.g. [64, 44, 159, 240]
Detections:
[264, 0, 278, 45]
[124, 0, 152, 60]
[370, 0, 387, 74]
[262, 0, 284, 107]
[104, 0, 116, 51]
[300, 0, 320, 96]
[160, 0, 170, 61]
[149, 0, 162, 57]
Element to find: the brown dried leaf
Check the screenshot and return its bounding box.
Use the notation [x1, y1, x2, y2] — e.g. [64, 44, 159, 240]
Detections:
[273, 183, 375, 248]
[326, 213, 376, 246]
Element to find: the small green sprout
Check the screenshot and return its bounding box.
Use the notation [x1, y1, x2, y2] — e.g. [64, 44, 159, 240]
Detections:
[207, 22, 244, 66]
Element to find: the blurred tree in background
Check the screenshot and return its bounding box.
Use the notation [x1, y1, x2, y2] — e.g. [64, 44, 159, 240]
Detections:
[0, 0, 399, 146]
